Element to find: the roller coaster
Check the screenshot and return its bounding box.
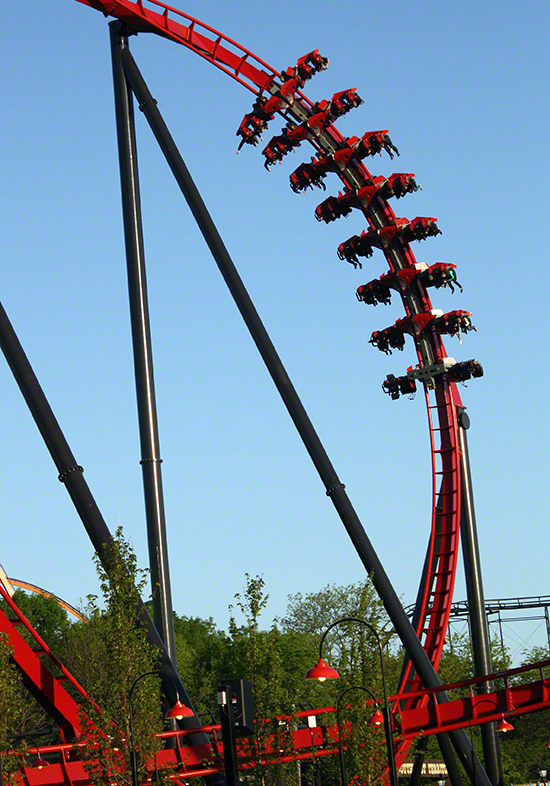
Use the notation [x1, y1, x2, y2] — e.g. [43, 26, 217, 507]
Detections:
[1, 3, 549, 786]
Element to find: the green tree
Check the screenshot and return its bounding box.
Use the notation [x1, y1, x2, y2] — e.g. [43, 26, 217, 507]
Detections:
[0, 632, 28, 785]
[172, 578, 314, 784]
[60, 527, 166, 786]
[281, 581, 392, 642]
[8, 589, 71, 651]
[282, 580, 399, 694]
[222, 574, 298, 786]
[173, 614, 228, 718]
[208, 576, 399, 786]
[283, 581, 398, 786]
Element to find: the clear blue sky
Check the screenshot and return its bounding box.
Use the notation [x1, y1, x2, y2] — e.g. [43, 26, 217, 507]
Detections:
[1, 0, 549, 659]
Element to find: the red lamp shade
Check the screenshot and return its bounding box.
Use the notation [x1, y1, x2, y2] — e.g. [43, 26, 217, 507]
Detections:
[166, 699, 195, 720]
[305, 658, 340, 682]
[31, 756, 49, 770]
[496, 717, 514, 733]
[368, 708, 384, 727]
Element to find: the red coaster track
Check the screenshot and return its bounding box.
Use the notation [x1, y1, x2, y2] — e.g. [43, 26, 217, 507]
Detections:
[9, 0, 486, 776]
[76, 0, 278, 92]
[72, 0, 475, 767]
[0, 583, 91, 743]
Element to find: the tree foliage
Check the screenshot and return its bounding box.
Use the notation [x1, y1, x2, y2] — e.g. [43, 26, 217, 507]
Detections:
[60, 527, 165, 786]
[174, 614, 226, 719]
[0, 633, 28, 785]
[171, 575, 397, 786]
[3, 565, 550, 786]
[281, 581, 399, 786]
[8, 589, 71, 651]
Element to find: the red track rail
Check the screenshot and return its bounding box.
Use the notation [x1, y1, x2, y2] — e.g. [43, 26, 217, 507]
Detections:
[12, 659, 550, 786]
[73, 0, 277, 92]
[0, 583, 91, 741]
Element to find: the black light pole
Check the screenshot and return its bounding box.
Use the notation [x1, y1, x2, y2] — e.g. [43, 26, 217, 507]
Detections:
[217, 684, 240, 786]
[0, 735, 50, 786]
[335, 685, 384, 786]
[306, 617, 398, 786]
[469, 699, 514, 737]
[128, 670, 194, 786]
[28, 738, 49, 771]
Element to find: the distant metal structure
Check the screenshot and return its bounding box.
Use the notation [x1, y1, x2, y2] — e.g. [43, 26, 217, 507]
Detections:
[0, 561, 14, 596]
[4, 576, 86, 621]
[405, 595, 550, 657]
[448, 596, 550, 653]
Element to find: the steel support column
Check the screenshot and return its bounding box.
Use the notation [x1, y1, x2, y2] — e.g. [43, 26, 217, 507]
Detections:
[458, 408, 502, 786]
[408, 737, 428, 786]
[118, 44, 489, 786]
[110, 23, 177, 665]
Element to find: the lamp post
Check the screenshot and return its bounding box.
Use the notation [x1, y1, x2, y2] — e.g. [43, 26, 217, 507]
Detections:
[26, 737, 50, 771]
[470, 698, 514, 735]
[305, 617, 398, 786]
[128, 670, 194, 786]
[0, 735, 51, 786]
[468, 699, 514, 786]
[335, 685, 384, 786]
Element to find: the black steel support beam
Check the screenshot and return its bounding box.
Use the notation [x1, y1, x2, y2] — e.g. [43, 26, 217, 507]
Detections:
[110, 24, 177, 667]
[408, 737, 428, 786]
[118, 43, 490, 786]
[0, 299, 211, 751]
[458, 409, 502, 786]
